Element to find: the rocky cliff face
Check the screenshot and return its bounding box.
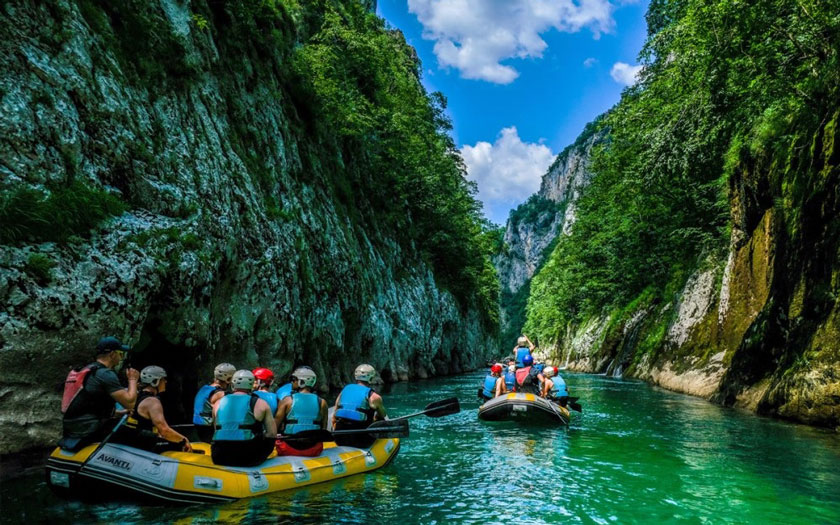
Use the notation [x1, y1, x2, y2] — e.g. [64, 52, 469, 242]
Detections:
[0, 0, 495, 454]
[494, 128, 603, 342]
[543, 113, 840, 429]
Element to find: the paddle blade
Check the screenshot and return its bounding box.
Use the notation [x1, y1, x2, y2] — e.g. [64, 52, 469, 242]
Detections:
[569, 402, 583, 413]
[423, 397, 460, 418]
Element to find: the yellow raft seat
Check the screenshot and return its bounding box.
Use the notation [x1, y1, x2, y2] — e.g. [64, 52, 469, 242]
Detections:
[46, 439, 400, 504]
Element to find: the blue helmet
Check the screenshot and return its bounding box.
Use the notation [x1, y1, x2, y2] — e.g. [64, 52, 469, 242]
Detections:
[523, 355, 534, 366]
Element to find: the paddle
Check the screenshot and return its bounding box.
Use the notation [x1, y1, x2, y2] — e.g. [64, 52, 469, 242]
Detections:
[567, 397, 583, 413]
[388, 397, 460, 421]
[279, 418, 410, 444]
[77, 414, 128, 473]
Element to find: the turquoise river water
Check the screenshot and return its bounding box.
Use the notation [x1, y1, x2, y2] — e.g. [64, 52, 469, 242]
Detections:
[2, 371, 840, 524]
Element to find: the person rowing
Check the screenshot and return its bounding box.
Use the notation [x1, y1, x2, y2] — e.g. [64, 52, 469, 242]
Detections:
[192, 362, 235, 443]
[59, 337, 139, 451]
[513, 335, 535, 369]
[211, 370, 276, 467]
[514, 355, 544, 394]
[253, 367, 279, 416]
[275, 367, 329, 457]
[332, 364, 387, 448]
[541, 366, 571, 406]
[113, 366, 192, 453]
[504, 361, 517, 392]
[479, 363, 505, 401]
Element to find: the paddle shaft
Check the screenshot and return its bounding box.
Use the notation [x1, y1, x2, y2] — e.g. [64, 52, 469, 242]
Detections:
[388, 397, 460, 421]
[78, 414, 128, 473]
[279, 422, 409, 443]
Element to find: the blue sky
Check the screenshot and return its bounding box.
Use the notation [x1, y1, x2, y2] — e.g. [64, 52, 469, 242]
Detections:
[376, 0, 651, 225]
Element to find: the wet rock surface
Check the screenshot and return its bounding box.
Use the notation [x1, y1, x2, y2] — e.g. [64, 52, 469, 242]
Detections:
[0, 1, 495, 454]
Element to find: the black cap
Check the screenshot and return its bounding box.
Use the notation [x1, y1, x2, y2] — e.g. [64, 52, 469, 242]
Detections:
[96, 336, 129, 354]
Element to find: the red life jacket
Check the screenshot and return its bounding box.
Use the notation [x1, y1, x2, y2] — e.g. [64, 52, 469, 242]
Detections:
[61, 362, 104, 414]
[515, 366, 533, 389]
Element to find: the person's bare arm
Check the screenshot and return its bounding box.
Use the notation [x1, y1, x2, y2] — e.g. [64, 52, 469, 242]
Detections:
[370, 393, 387, 420]
[274, 397, 291, 431]
[110, 368, 139, 408]
[209, 390, 225, 406]
[331, 393, 342, 427]
[525, 335, 535, 351]
[495, 377, 504, 397]
[256, 399, 277, 438]
[142, 398, 191, 450]
[319, 399, 329, 429]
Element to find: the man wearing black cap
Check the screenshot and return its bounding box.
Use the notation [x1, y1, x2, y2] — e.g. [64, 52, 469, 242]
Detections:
[60, 337, 140, 450]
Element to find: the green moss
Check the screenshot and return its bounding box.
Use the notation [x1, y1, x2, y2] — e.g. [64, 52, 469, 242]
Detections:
[180, 233, 201, 251]
[0, 181, 127, 245]
[25, 253, 56, 284]
[266, 201, 296, 221]
[77, 0, 112, 36]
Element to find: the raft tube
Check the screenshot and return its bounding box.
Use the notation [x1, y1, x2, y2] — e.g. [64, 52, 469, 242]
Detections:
[46, 438, 399, 504]
[478, 393, 570, 425]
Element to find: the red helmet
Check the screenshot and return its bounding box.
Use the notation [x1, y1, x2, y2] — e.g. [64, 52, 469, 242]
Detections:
[491, 364, 503, 375]
[553, 366, 560, 376]
[252, 367, 274, 384]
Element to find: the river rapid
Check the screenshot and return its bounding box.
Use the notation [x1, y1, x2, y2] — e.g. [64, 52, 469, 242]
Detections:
[2, 371, 839, 524]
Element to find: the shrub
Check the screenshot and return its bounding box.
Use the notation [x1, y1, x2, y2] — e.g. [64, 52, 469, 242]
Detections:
[25, 253, 56, 284]
[0, 181, 127, 245]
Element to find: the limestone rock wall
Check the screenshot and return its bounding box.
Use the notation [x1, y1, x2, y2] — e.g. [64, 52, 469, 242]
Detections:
[542, 113, 840, 429]
[494, 130, 603, 341]
[0, 0, 495, 454]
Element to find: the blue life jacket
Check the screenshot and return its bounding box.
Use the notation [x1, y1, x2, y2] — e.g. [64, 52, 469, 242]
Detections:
[335, 384, 374, 422]
[549, 376, 570, 398]
[284, 392, 321, 435]
[255, 390, 278, 416]
[481, 374, 498, 398]
[213, 393, 261, 441]
[515, 347, 531, 368]
[534, 363, 545, 374]
[275, 383, 293, 403]
[193, 384, 225, 426]
[504, 370, 516, 391]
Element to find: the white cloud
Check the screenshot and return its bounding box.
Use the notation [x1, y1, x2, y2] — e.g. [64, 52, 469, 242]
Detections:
[610, 61, 643, 85]
[583, 57, 598, 68]
[408, 0, 616, 84]
[461, 127, 554, 219]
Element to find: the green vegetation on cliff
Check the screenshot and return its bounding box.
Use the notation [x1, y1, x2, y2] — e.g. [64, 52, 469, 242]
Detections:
[288, 3, 499, 324]
[0, 181, 127, 244]
[526, 0, 840, 344]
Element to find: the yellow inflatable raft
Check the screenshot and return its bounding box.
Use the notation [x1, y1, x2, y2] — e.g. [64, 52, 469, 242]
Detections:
[46, 439, 400, 504]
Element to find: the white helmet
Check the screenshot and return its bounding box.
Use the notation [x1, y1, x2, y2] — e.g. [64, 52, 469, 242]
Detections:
[354, 364, 376, 383]
[140, 365, 167, 387]
[214, 363, 236, 382]
[231, 369, 255, 391]
[508, 364, 516, 373]
[517, 336, 528, 347]
[543, 366, 555, 378]
[292, 366, 317, 388]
